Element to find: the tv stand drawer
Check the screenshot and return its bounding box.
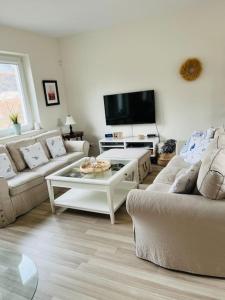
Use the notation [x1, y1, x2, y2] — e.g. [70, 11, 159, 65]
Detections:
[101, 142, 124, 146]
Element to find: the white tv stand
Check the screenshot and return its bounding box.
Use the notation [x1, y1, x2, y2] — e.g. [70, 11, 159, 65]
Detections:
[99, 136, 159, 157]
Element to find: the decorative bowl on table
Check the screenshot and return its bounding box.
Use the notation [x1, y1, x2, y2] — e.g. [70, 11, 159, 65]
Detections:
[80, 157, 111, 174]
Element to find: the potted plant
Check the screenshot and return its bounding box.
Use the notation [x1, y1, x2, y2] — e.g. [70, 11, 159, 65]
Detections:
[9, 113, 21, 135]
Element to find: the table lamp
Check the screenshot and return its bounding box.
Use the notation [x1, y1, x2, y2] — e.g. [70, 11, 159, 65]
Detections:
[65, 115, 76, 135]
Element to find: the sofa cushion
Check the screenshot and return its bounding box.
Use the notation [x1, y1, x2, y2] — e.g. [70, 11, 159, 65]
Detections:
[6, 138, 36, 171]
[169, 161, 201, 194]
[197, 148, 225, 200]
[32, 159, 67, 176]
[46, 135, 67, 158]
[154, 155, 190, 185]
[20, 142, 49, 169]
[53, 152, 84, 164]
[8, 171, 44, 196]
[35, 129, 61, 159]
[0, 144, 17, 172]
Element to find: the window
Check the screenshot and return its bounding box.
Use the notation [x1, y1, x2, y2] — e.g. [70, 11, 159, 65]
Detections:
[0, 54, 33, 136]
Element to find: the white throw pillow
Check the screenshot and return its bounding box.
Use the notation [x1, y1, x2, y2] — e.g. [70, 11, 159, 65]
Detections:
[0, 153, 16, 179]
[46, 136, 66, 158]
[20, 142, 49, 169]
[169, 161, 201, 194]
[180, 129, 214, 164]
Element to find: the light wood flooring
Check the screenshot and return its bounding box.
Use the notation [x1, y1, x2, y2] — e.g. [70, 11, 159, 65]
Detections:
[143, 164, 164, 185]
[1, 202, 225, 300]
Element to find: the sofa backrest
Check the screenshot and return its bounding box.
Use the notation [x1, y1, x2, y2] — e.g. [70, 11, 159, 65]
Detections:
[6, 138, 36, 171]
[6, 129, 62, 172]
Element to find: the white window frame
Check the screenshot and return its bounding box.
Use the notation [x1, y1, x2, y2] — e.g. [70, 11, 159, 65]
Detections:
[0, 54, 33, 137]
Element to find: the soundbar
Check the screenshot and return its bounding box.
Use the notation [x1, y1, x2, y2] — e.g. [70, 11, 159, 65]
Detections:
[147, 134, 157, 138]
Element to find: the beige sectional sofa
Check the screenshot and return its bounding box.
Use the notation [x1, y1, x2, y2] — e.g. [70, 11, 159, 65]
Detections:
[0, 130, 89, 227]
[127, 132, 225, 278]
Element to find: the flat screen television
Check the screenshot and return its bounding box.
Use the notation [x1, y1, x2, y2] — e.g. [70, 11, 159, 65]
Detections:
[103, 90, 155, 125]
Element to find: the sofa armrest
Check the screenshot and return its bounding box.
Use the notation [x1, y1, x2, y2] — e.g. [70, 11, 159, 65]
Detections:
[176, 140, 186, 155]
[64, 140, 90, 156]
[126, 189, 225, 221]
[0, 178, 15, 227]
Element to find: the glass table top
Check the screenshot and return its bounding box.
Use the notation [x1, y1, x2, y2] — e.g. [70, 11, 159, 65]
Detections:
[59, 158, 130, 181]
[0, 250, 38, 300]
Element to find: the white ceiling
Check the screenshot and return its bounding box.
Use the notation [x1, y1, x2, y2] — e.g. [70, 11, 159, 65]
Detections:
[0, 0, 209, 37]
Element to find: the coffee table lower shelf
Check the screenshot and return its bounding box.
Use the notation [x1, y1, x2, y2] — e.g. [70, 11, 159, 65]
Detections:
[54, 187, 133, 216]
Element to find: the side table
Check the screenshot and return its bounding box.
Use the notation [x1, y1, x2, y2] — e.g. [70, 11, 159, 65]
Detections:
[63, 131, 84, 141]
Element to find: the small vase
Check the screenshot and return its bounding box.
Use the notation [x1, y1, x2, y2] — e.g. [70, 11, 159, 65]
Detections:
[13, 123, 21, 135]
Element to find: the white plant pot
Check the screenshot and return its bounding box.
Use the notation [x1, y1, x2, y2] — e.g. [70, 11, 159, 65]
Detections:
[13, 123, 21, 135]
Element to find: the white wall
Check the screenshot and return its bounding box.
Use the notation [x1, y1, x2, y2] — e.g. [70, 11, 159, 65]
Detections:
[60, 1, 225, 153]
[0, 25, 68, 131]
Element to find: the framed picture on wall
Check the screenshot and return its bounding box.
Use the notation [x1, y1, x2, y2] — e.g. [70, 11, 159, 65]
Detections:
[42, 80, 60, 106]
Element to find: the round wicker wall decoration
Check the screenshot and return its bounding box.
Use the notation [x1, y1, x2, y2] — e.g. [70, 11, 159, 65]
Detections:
[180, 58, 202, 81]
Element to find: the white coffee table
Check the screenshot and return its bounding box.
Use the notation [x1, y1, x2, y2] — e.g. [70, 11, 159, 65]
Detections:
[46, 157, 138, 224]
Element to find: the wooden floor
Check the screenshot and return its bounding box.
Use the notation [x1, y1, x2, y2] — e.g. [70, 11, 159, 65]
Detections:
[143, 164, 164, 185]
[1, 201, 225, 300]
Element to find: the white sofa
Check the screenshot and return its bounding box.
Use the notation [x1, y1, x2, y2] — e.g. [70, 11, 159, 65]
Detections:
[126, 130, 225, 278]
[0, 130, 89, 227]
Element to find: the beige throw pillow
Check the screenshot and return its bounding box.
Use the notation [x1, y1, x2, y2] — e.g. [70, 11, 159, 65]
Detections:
[215, 134, 225, 149]
[169, 161, 201, 194]
[197, 148, 225, 200]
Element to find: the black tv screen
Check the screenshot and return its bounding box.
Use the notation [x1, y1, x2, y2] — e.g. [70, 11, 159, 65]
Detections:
[104, 90, 155, 125]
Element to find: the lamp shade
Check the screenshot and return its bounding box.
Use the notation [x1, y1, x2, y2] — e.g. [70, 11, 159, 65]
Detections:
[65, 115, 76, 126]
